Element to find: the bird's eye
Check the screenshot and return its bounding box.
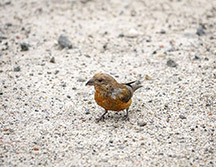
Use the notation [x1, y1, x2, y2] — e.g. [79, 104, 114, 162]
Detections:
[98, 78, 103, 82]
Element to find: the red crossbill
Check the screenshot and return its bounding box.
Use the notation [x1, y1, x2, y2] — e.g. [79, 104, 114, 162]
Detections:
[86, 73, 142, 121]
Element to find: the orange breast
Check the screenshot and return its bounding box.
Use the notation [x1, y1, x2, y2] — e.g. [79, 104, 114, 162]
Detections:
[94, 91, 132, 111]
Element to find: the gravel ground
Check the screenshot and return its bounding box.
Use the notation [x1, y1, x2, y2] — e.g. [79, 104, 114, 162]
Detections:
[0, 0, 216, 166]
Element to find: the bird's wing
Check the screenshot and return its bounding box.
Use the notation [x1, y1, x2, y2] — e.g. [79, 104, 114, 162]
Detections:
[111, 85, 133, 103]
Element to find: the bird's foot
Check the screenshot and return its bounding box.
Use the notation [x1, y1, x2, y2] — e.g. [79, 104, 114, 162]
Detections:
[95, 115, 105, 122]
[96, 110, 108, 123]
[123, 115, 134, 125]
[123, 115, 130, 121]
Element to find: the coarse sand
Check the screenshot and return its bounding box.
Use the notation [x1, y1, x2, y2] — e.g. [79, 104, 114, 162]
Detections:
[0, 0, 216, 166]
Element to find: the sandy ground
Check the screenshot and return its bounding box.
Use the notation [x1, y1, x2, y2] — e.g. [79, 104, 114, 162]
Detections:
[0, 0, 216, 166]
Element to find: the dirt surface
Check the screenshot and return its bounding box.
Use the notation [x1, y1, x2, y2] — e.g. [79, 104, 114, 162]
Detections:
[0, 0, 216, 166]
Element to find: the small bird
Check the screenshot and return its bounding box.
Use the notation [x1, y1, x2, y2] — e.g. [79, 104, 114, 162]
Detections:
[86, 73, 142, 121]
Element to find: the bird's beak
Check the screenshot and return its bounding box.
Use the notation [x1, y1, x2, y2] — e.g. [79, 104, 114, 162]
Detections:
[86, 79, 94, 86]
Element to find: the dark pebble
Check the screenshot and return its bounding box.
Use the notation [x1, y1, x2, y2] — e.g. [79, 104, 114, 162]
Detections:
[85, 110, 90, 115]
[77, 78, 86, 82]
[20, 43, 29, 51]
[160, 30, 166, 34]
[179, 115, 186, 119]
[0, 92, 3, 95]
[0, 36, 7, 40]
[196, 24, 206, 36]
[193, 54, 200, 60]
[5, 23, 12, 27]
[152, 50, 157, 54]
[55, 70, 59, 75]
[58, 35, 72, 49]
[67, 95, 71, 99]
[50, 57, 55, 63]
[167, 59, 178, 67]
[137, 120, 147, 127]
[14, 66, 21, 72]
[118, 33, 124, 37]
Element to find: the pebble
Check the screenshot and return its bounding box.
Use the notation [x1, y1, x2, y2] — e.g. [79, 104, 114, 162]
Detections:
[20, 43, 29, 51]
[196, 24, 206, 36]
[160, 30, 166, 34]
[33, 147, 39, 151]
[179, 115, 187, 119]
[58, 35, 72, 49]
[193, 54, 200, 60]
[0, 36, 7, 40]
[137, 119, 147, 127]
[5, 23, 12, 27]
[50, 57, 55, 63]
[14, 66, 21, 72]
[166, 59, 178, 67]
[77, 78, 86, 82]
[124, 28, 140, 38]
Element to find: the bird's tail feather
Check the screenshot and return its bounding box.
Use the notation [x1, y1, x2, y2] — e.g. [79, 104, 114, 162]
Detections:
[124, 80, 143, 92]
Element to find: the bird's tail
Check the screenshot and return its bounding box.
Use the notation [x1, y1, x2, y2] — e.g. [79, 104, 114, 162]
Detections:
[124, 80, 143, 92]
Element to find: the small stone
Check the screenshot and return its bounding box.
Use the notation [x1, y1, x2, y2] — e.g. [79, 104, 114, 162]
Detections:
[167, 59, 178, 67]
[55, 70, 59, 75]
[130, 10, 136, 16]
[137, 119, 147, 127]
[85, 110, 90, 115]
[118, 33, 124, 38]
[124, 28, 140, 38]
[145, 75, 151, 80]
[119, 146, 124, 149]
[193, 54, 200, 60]
[50, 57, 55, 63]
[77, 146, 83, 150]
[67, 95, 71, 99]
[160, 30, 166, 34]
[0, 36, 7, 40]
[179, 115, 186, 119]
[80, 0, 91, 3]
[58, 35, 72, 49]
[33, 147, 39, 151]
[0, 92, 3, 95]
[5, 23, 12, 27]
[196, 24, 206, 36]
[152, 50, 157, 55]
[14, 66, 21, 72]
[20, 43, 29, 51]
[77, 78, 86, 82]
[109, 140, 113, 143]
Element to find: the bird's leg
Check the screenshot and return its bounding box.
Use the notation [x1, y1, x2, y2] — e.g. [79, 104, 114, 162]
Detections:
[96, 110, 108, 122]
[123, 108, 130, 121]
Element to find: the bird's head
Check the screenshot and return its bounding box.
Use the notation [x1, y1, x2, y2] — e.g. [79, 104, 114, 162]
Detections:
[86, 73, 117, 91]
